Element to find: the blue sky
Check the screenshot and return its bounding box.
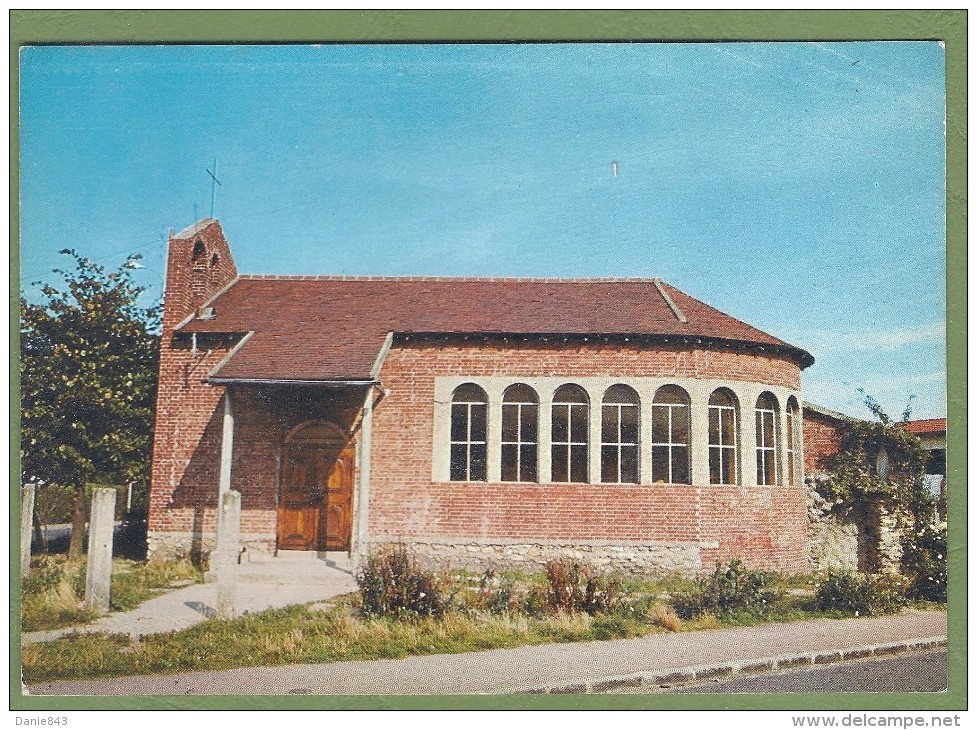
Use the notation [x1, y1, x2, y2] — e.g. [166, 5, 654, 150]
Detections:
[19, 42, 946, 420]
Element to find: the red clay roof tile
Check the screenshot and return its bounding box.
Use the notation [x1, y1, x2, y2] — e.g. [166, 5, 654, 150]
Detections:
[179, 276, 813, 382]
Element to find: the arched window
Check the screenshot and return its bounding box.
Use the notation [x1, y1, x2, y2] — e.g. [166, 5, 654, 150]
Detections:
[601, 385, 640, 484]
[450, 383, 488, 482]
[756, 393, 780, 486]
[785, 397, 800, 486]
[709, 389, 739, 485]
[551, 384, 589, 483]
[651, 385, 691, 484]
[501, 384, 539, 482]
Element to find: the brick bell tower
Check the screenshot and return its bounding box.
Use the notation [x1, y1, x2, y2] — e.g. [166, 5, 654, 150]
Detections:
[148, 220, 239, 558]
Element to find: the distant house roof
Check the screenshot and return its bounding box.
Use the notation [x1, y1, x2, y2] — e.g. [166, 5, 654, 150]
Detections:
[178, 275, 814, 383]
[899, 418, 947, 437]
[802, 402, 855, 424]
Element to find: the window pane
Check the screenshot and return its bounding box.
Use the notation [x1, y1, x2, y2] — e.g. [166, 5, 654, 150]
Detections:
[672, 405, 690, 444]
[602, 406, 619, 443]
[763, 412, 775, 445]
[502, 404, 518, 441]
[757, 455, 766, 485]
[708, 407, 720, 443]
[552, 405, 569, 443]
[721, 410, 736, 445]
[755, 413, 764, 446]
[672, 446, 690, 484]
[450, 444, 468, 481]
[709, 448, 721, 484]
[470, 444, 487, 482]
[652, 406, 669, 443]
[551, 445, 569, 482]
[570, 404, 589, 442]
[726, 450, 737, 484]
[520, 445, 538, 482]
[620, 405, 639, 443]
[570, 445, 588, 482]
[470, 404, 486, 440]
[652, 445, 669, 483]
[620, 446, 639, 483]
[450, 404, 468, 442]
[501, 444, 518, 482]
[521, 405, 538, 443]
[601, 445, 618, 483]
[786, 453, 795, 486]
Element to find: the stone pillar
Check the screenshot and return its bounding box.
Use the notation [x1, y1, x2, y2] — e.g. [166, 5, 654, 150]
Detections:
[588, 386, 603, 484]
[537, 387, 553, 483]
[689, 389, 711, 486]
[219, 390, 234, 499]
[21, 484, 36, 580]
[84, 487, 117, 614]
[353, 388, 374, 567]
[215, 490, 241, 620]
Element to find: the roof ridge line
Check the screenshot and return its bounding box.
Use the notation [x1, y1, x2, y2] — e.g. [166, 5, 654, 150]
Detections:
[237, 274, 666, 283]
[653, 280, 688, 324]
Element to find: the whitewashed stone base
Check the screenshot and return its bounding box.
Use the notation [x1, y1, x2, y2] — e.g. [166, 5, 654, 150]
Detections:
[147, 530, 274, 563]
[385, 538, 717, 575]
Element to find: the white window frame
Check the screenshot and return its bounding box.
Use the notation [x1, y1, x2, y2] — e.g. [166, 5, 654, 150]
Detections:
[651, 390, 691, 484]
[551, 387, 589, 483]
[600, 387, 640, 484]
[708, 393, 739, 485]
[755, 396, 779, 486]
[501, 386, 539, 483]
[449, 386, 488, 482]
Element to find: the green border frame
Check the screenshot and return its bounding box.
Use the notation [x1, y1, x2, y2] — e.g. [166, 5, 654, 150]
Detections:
[10, 9, 966, 712]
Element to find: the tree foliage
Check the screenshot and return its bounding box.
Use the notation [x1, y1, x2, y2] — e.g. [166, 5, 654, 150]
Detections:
[816, 392, 931, 518]
[20, 250, 160, 555]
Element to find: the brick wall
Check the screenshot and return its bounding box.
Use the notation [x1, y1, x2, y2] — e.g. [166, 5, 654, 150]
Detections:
[369, 340, 809, 574]
[802, 410, 844, 475]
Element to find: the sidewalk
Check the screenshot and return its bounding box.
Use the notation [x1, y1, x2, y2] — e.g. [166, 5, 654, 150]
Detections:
[26, 609, 946, 696]
[22, 557, 358, 645]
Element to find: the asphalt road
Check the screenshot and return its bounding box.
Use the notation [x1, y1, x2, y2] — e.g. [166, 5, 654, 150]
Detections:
[605, 650, 948, 694]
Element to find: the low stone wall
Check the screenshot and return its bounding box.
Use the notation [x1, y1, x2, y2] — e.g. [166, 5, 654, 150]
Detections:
[392, 538, 717, 575]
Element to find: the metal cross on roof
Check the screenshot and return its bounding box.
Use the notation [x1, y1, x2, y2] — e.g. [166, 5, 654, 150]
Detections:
[206, 158, 222, 218]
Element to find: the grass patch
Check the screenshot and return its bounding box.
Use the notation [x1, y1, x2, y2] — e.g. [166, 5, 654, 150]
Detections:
[22, 599, 664, 683]
[21, 556, 202, 632]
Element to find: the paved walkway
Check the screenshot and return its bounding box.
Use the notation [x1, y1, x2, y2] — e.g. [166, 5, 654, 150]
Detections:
[26, 609, 946, 696]
[22, 557, 358, 645]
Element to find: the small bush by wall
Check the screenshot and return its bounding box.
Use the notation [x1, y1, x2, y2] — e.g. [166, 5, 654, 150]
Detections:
[356, 544, 451, 619]
[543, 558, 624, 615]
[812, 571, 907, 616]
[901, 522, 947, 603]
[673, 558, 784, 619]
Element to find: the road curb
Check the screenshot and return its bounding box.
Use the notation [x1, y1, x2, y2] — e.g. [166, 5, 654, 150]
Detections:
[512, 636, 947, 694]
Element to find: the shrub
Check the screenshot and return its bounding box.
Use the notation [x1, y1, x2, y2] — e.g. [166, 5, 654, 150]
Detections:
[673, 559, 783, 619]
[901, 522, 947, 603]
[543, 558, 624, 615]
[356, 544, 449, 619]
[813, 571, 907, 616]
[649, 602, 683, 632]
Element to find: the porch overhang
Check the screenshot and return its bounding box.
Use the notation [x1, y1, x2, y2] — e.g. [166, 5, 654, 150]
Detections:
[206, 377, 380, 388]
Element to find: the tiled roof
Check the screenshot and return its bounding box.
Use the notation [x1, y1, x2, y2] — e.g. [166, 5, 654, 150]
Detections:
[178, 276, 814, 382]
[899, 418, 947, 436]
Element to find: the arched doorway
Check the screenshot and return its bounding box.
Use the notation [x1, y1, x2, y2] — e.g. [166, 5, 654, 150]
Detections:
[278, 421, 355, 551]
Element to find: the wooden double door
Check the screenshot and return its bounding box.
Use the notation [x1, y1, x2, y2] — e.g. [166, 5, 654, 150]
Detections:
[277, 440, 354, 551]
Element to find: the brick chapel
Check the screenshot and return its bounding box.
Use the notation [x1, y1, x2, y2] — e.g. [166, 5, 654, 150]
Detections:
[148, 219, 818, 575]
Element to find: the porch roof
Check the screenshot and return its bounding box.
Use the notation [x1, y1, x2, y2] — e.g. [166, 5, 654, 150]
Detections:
[178, 276, 814, 382]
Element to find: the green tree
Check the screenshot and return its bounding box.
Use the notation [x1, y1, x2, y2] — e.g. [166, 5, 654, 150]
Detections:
[815, 391, 932, 572]
[20, 250, 159, 558]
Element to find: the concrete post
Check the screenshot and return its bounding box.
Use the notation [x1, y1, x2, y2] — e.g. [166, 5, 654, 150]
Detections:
[215, 490, 241, 620]
[21, 484, 36, 580]
[84, 487, 117, 613]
